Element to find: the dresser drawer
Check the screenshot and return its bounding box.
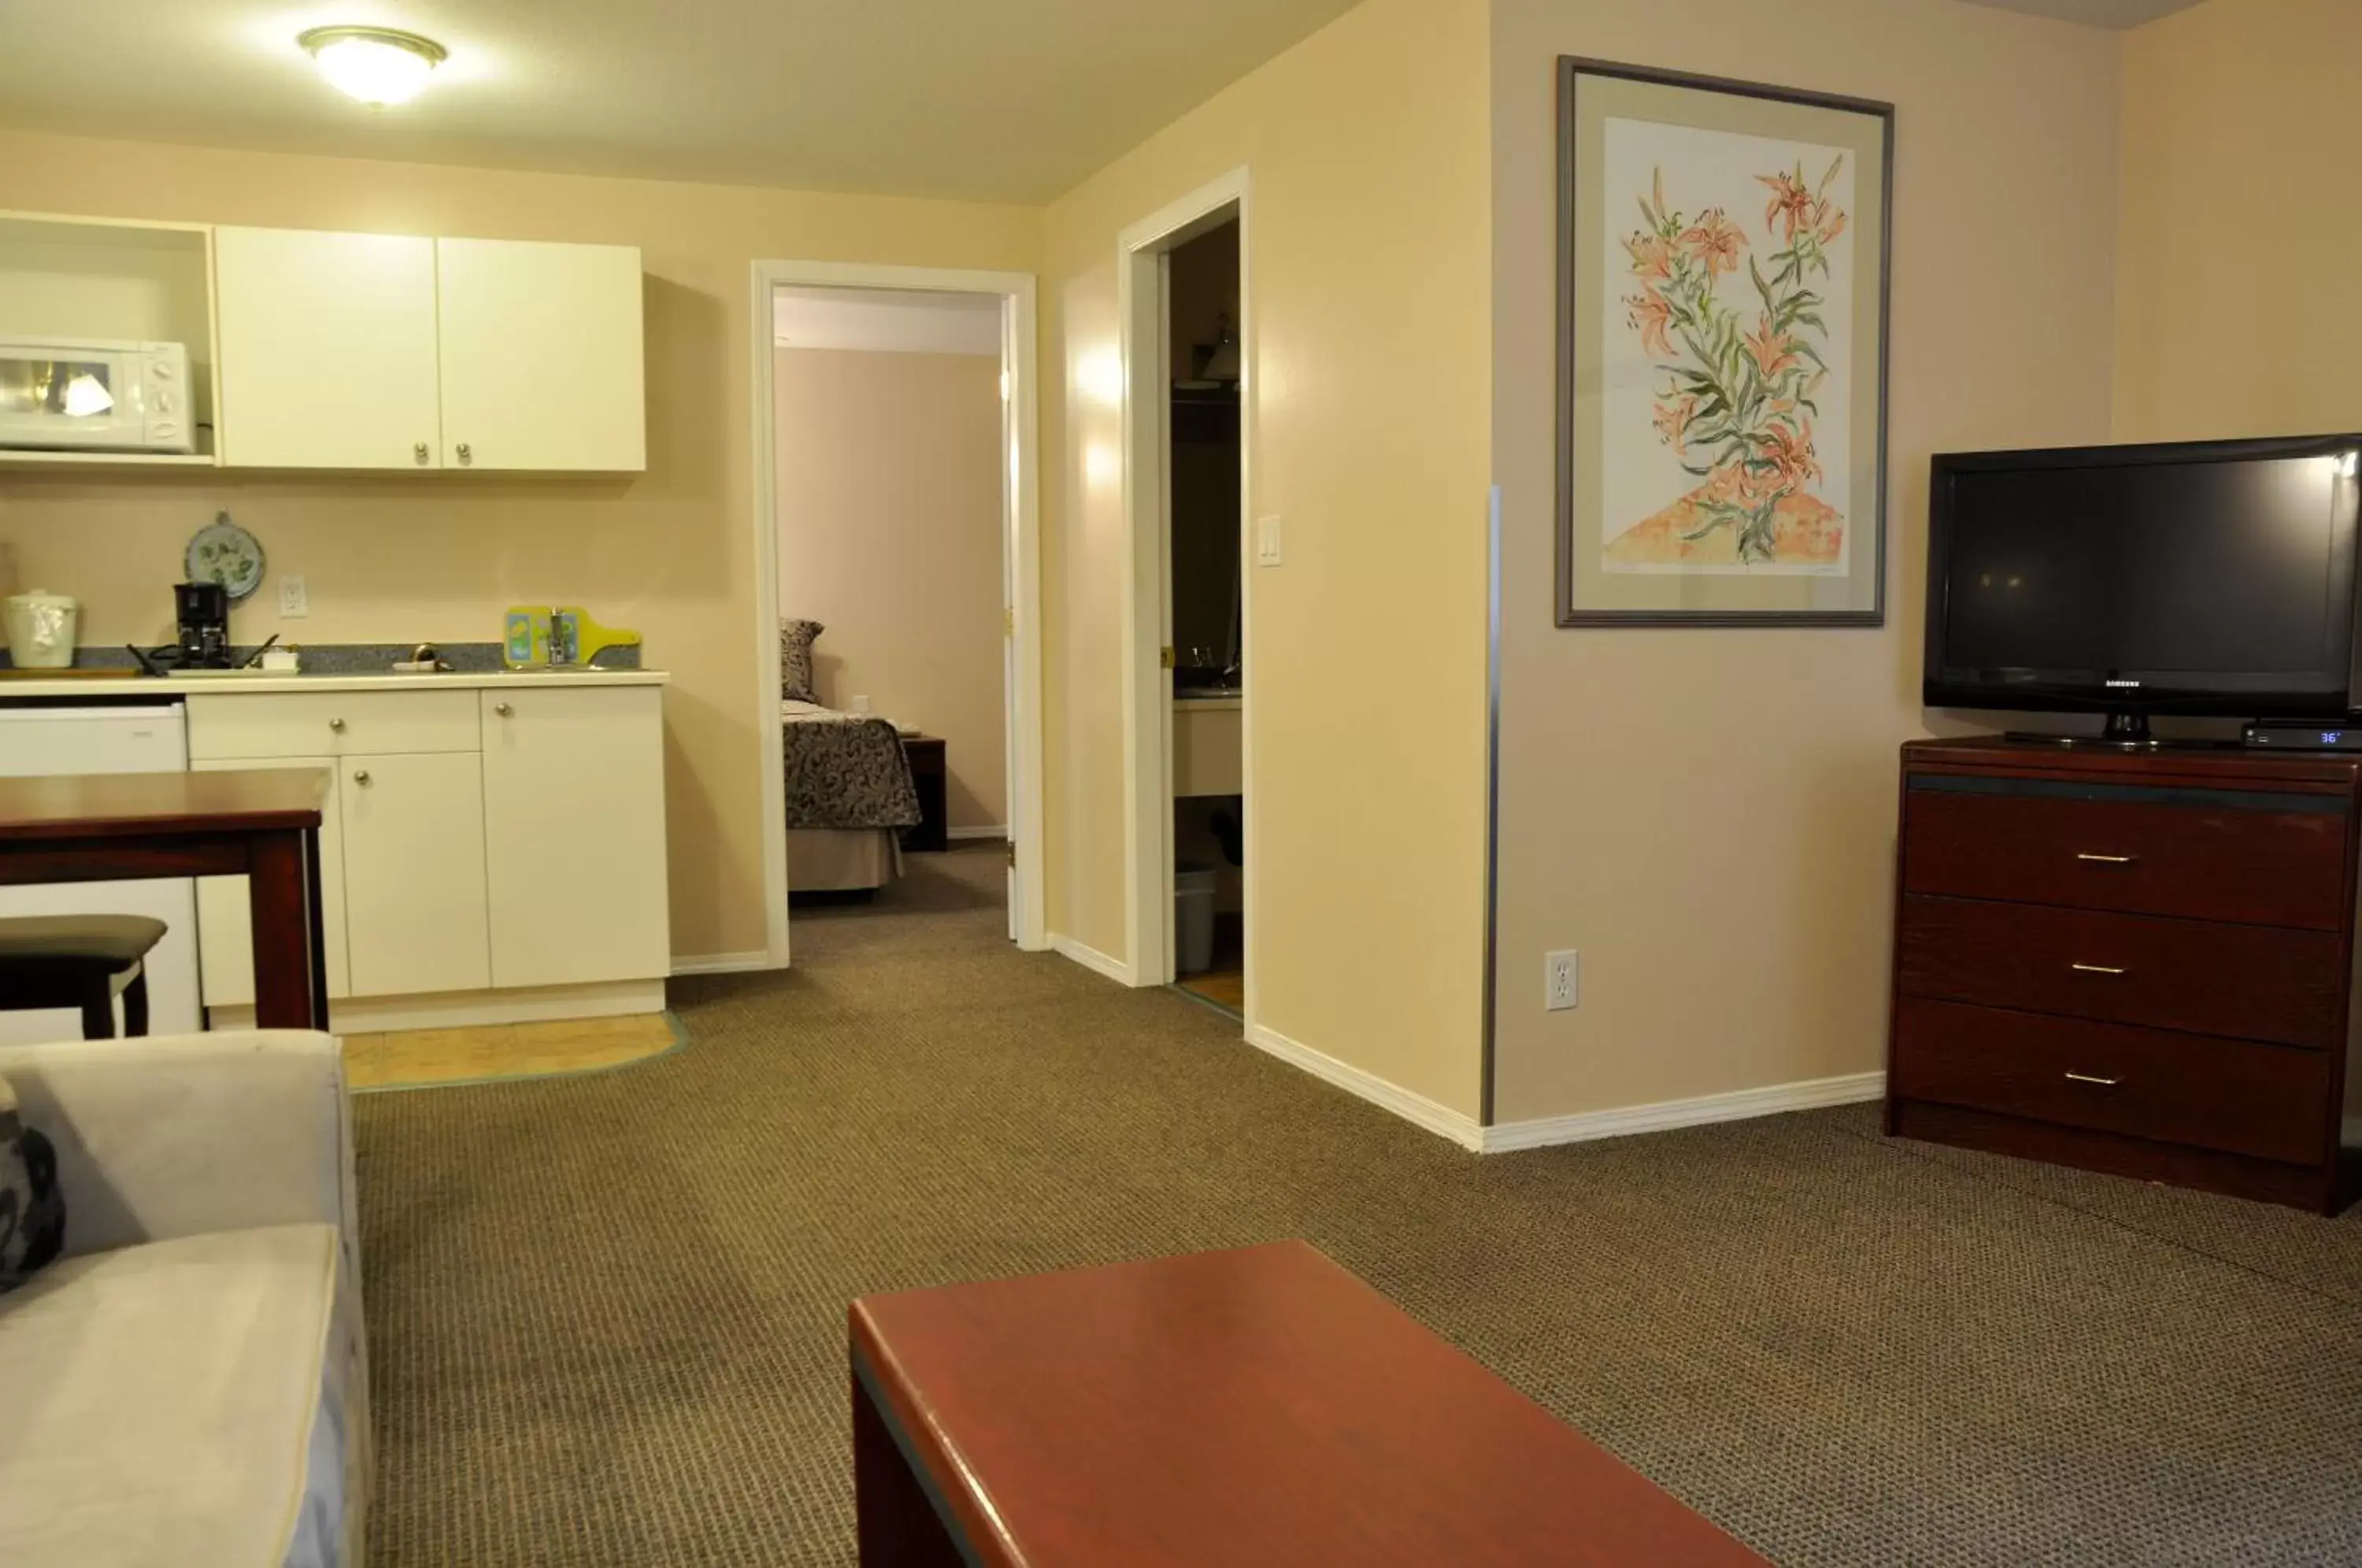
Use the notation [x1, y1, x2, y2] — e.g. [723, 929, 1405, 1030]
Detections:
[1896, 894, 2345, 1048]
[1901, 776, 2349, 930]
[1891, 997, 2332, 1166]
[187, 690, 483, 760]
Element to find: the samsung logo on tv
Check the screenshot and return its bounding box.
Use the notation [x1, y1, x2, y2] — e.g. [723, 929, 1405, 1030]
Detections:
[2105, 679, 2142, 688]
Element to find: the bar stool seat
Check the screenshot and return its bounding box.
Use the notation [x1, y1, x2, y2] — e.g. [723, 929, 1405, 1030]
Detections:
[0, 915, 168, 1039]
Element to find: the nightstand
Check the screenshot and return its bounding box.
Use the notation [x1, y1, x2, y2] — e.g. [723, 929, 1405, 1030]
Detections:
[898, 734, 947, 852]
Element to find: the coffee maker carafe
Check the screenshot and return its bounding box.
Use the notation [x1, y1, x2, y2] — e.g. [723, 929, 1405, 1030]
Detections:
[175, 580, 231, 669]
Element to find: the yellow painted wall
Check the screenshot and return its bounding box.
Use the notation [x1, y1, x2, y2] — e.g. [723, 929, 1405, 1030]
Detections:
[0, 128, 1038, 963]
[1041, 0, 1496, 1116]
[1487, 0, 2123, 1122]
[775, 346, 1009, 830]
[2115, 0, 2359, 441]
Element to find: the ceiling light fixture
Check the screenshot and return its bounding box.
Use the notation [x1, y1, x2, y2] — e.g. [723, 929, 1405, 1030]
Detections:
[298, 25, 447, 105]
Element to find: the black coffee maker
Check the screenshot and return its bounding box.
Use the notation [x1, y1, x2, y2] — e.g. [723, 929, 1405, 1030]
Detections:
[174, 581, 231, 668]
[131, 581, 233, 675]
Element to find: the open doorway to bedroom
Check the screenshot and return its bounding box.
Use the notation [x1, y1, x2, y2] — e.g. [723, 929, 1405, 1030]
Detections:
[750, 264, 1043, 968]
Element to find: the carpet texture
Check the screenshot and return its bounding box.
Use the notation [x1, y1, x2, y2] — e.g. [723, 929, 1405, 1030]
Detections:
[357, 846, 2362, 1566]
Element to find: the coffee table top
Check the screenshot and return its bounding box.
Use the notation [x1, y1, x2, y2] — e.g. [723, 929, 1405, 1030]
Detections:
[851, 1240, 1766, 1567]
[0, 767, 327, 841]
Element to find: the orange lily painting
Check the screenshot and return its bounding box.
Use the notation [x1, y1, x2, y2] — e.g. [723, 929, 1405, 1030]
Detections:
[1607, 144, 1853, 571]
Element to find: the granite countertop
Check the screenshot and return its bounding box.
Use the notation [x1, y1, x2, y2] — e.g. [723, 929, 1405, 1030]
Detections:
[0, 668, 670, 698]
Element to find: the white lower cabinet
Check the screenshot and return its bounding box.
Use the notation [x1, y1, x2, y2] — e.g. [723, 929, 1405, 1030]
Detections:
[339, 751, 492, 997]
[194, 756, 351, 1008]
[189, 681, 668, 1021]
[482, 686, 670, 987]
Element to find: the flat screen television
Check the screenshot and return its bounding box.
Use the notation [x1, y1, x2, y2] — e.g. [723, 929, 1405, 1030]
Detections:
[1923, 435, 2362, 741]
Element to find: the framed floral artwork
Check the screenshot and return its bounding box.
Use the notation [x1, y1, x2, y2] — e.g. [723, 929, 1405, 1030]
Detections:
[1557, 57, 1894, 626]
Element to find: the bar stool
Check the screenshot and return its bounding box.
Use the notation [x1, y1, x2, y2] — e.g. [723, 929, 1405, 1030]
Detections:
[0, 915, 169, 1039]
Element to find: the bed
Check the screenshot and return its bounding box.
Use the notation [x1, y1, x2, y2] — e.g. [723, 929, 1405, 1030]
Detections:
[782, 699, 923, 892]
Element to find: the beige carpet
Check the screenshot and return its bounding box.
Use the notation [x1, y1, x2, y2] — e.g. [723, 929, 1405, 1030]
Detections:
[356, 845, 2362, 1566]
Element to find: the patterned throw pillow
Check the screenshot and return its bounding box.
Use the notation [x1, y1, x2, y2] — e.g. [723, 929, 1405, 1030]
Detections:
[780, 618, 825, 704]
[0, 1074, 64, 1293]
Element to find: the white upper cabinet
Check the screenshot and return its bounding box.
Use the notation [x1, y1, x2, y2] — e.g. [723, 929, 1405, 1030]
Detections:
[435, 238, 645, 472]
[209, 224, 645, 473]
[214, 227, 443, 470]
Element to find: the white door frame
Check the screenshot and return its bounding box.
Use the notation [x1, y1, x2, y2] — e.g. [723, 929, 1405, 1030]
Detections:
[747, 259, 1047, 966]
[1117, 170, 1252, 1004]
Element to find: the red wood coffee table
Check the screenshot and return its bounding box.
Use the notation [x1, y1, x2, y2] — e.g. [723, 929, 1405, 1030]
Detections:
[850, 1239, 1768, 1566]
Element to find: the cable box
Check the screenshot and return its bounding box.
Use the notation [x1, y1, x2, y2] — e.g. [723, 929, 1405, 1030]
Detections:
[2241, 720, 2362, 752]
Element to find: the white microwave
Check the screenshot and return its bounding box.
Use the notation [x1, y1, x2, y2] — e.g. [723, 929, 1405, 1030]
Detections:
[0, 337, 195, 454]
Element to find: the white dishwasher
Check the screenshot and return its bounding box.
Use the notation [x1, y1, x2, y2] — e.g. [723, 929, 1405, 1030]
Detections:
[0, 705, 204, 1044]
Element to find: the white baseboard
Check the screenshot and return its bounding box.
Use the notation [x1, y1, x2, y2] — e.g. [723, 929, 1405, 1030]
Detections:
[1050, 934, 1135, 986]
[1244, 1023, 1484, 1151]
[213, 978, 668, 1034]
[671, 950, 774, 976]
[1481, 1070, 1887, 1153]
[946, 825, 1009, 842]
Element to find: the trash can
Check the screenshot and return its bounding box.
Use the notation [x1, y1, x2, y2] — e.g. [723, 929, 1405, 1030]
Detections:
[1175, 864, 1220, 974]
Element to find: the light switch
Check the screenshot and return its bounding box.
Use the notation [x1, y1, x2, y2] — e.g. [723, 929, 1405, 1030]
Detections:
[1256, 515, 1283, 566]
[278, 575, 309, 619]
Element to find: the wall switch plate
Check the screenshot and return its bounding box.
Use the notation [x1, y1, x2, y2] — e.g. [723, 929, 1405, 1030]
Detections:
[1256, 515, 1283, 566]
[277, 575, 309, 619]
[1545, 949, 1579, 1011]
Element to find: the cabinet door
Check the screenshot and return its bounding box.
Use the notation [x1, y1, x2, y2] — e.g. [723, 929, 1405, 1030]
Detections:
[194, 757, 350, 1010]
[435, 238, 645, 472]
[214, 227, 442, 469]
[340, 752, 492, 997]
[481, 686, 669, 987]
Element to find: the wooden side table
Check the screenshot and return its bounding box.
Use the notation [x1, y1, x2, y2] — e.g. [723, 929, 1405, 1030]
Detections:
[899, 734, 948, 852]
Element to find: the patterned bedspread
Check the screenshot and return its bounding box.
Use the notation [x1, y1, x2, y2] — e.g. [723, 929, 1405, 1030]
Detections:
[781, 701, 922, 830]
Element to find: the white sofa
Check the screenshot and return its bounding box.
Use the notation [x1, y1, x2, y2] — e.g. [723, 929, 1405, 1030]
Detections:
[0, 1031, 368, 1568]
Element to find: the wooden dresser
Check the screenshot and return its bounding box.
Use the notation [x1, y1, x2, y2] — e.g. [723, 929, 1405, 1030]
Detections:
[1887, 738, 2360, 1214]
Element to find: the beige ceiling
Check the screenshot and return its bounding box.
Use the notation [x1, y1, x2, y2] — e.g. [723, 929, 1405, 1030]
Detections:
[0, 0, 1364, 204]
[0, 0, 2208, 205]
[1959, 0, 2200, 26]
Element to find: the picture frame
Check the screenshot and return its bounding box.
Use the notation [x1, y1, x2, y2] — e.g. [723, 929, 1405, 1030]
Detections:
[1556, 57, 1894, 627]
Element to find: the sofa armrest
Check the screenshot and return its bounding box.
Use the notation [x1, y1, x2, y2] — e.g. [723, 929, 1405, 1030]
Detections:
[0, 1030, 354, 1260]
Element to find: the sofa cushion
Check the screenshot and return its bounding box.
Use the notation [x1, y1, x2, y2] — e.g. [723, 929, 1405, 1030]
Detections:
[0, 1074, 64, 1293]
[0, 1223, 338, 1568]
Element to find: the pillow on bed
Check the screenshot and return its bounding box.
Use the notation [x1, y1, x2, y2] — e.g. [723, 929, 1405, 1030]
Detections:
[779, 618, 824, 704]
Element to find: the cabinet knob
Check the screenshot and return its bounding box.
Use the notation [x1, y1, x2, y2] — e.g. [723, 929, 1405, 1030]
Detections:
[456, 442, 473, 466]
[413, 442, 429, 465]
[352, 769, 372, 786]
[494, 701, 513, 717]
[328, 717, 346, 732]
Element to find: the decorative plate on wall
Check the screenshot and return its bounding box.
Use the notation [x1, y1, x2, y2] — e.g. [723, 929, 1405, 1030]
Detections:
[185, 512, 266, 602]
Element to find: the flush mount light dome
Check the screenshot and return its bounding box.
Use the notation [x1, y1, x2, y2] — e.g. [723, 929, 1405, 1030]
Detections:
[298, 25, 447, 105]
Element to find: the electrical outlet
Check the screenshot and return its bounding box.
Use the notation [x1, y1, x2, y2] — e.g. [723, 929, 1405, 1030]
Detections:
[277, 575, 309, 619]
[1256, 515, 1283, 566]
[1545, 949, 1579, 1011]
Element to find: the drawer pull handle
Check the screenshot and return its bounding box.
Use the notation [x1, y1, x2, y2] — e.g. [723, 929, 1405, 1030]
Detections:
[328, 717, 346, 732]
[2075, 852, 2135, 864]
[494, 701, 513, 717]
[2069, 962, 2127, 976]
[352, 769, 372, 786]
[2064, 1071, 2120, 1087]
